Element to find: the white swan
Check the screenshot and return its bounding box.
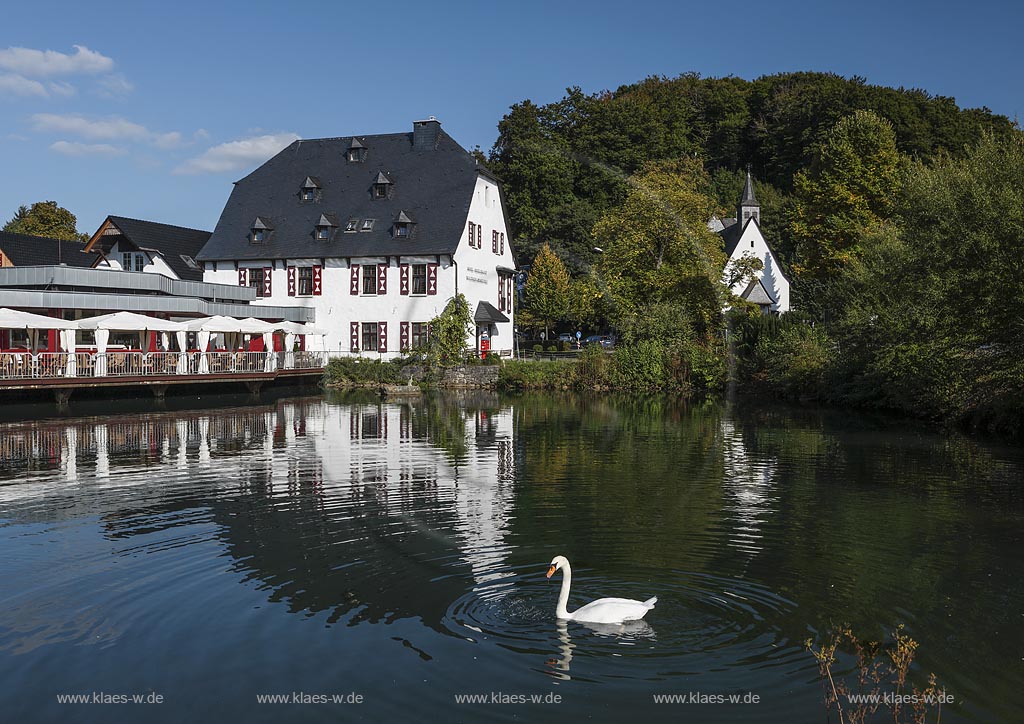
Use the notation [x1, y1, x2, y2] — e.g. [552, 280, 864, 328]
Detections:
[546, 555, 657, 623]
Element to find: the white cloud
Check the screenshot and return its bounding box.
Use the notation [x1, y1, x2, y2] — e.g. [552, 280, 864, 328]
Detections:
[0, 45, 113, 77]
[32, 112, 148, 140]
[174, 133, 301, 175]
[153, 131, 184, 149]
[30, 113, 186, 148]
[47, 80, 76, 97]
[50, 140, 126, 157]
[0, 73, 47, 97]
[96, 73, 133, 98]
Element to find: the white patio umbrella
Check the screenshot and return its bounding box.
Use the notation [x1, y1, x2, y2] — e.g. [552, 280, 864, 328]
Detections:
[238, 318, 282, 371]
[183, 316, 249, 354]
[78, 312, 185, 377]
[0, 308, 79, 330]
[0, 309, 79, 377]
[269, 320, 326, 364]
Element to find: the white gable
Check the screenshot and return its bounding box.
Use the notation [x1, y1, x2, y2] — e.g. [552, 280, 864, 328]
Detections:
[725, 220, 790, 312]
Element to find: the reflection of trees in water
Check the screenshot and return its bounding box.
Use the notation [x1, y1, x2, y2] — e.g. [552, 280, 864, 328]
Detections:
[506, 393, 728, 572]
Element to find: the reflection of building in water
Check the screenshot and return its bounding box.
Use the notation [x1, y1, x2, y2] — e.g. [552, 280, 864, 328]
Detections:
[0, 396, 518, 623]
[720, 418, 777, 558]
[308, 397, 517, 584]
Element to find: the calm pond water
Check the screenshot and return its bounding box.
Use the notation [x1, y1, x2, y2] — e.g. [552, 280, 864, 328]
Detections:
[0, 391, 1021, 723]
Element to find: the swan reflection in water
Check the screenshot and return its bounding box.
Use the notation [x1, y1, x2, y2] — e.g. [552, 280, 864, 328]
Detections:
[546, 618, 657, 680]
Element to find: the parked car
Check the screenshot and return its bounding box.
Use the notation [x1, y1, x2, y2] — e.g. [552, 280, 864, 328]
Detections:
[583, 334, 616, 349]
[556, 333, 575, 344]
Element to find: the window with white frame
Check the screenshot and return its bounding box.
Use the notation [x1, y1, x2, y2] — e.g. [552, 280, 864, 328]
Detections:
[121, 252, 131, 271]
[249, 268, 266, 297]
[361, 322, 379, 351]
[297, 266, 313, 296]
[411, 264, 427, 295]
[134, 253, 145, 272]
[361, 264, 377, 295]
[411, 322, 429, 349]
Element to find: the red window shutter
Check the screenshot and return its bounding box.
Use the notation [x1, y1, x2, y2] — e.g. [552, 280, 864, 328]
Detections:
[263, 267, 272, 296]
[507, 278, 514, 312]
[378, 321, 387, 353]
[350, 264, 359, 295]
[499, 277, 505, 311]
[238, 268, 248, 286]
[350, 321, 359, 352]
[468, 222, 474, 249]
[287, 266, 296, 296]
[500, 233, 505, 255]
[400, 321, 410, 350]
[427, 263, 438, 295]
[313, 265, 322, 295]
[377, 263, 388, 295]
[492, 230, 498, 253]
[399, 263, 410, 295]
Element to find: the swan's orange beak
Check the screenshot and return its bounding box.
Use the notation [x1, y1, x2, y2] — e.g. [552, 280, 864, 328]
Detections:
[546, 565, 556, 579]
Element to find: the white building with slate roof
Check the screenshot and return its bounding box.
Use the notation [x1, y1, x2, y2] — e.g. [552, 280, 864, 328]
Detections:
[197, 118, 516, 357]
[710, 171, 790, 313]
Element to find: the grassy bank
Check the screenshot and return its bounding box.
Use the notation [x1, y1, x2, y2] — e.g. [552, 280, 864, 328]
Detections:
[498, 343, 725, 393]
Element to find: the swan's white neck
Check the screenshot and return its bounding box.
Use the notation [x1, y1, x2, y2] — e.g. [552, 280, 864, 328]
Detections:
[555, 561, 572, 619]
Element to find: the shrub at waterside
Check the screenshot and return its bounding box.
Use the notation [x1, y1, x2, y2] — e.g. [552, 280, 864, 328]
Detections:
[324, 357, 406, 386]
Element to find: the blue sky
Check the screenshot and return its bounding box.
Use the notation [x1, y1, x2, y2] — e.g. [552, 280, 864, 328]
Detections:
[1, 0, 1020, 235]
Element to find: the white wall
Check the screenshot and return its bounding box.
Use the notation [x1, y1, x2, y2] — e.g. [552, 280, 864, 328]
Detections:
[454, 175, 517, 354]
[726, 221, 790, 313]
[203, 173, 516, 357]
[95, 241, 180, 280]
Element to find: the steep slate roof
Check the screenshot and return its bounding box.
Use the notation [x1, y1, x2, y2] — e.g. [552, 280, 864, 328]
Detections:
[740, 170, 758, 205]
[474, 301, 509, 324]
[100, 216, 211, 281]
[197, 127, 486, 261]
[717, 217, 750, 257]
[0, 231, 94, 267]
[741, 278, 776, 306]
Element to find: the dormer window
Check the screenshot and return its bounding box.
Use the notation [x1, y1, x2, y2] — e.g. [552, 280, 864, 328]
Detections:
[250, 217, 272, 244]
[346, 219, 359, 232]
[347, 138, 367, 163]
[372, 171, 392, 199]
[300, 176, 321, 203]
[393, 211, 415, 239]
[315, 213, 337, 241]
[361, 219, 375, 232]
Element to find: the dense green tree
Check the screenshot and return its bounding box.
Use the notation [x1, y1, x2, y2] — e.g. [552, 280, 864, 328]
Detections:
[426, 294, 473, 366]
[790, 110, 902, 280]
[523, 243, 571, 338]
[489, 72, 1012, 278]
[592, 159, 726, 336]
[3, 200, 87, 241]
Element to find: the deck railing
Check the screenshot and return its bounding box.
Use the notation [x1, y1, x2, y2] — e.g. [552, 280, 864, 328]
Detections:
[0, 351, 327, 381]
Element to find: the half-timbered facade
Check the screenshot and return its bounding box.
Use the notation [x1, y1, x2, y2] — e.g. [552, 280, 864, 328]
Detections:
[196, 118, 516, 356]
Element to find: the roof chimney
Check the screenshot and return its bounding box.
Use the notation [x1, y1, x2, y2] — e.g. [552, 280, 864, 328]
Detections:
[413, 117, 441, 151]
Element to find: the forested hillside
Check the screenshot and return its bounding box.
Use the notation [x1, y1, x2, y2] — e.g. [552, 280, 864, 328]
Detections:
[490, 71, 1023, 434]
[489, 71, 1016, 270]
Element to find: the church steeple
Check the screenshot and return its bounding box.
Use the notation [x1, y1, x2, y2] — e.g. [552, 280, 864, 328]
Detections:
[738, 166, 760, 226]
